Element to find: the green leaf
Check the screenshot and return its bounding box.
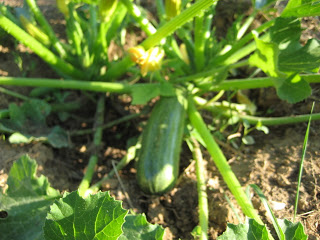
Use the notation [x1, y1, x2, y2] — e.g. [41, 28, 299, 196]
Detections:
[249, 18, 315, 103]
[131, 84, 161, 105]
[281, 0, 320, 17]
[0, 155, 60, 240]
[276, 74, 311, 103]
[44, 191, 128, 240]
[0, 99, 69, 148]
[119, 213, 164, 240]
[217, 219, 270, 240]
[278, 219, 307, 240]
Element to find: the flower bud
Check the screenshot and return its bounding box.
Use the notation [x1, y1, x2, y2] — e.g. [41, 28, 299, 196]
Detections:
[99, 0, 118, 22]
[56, 0, 69, 17]
[165, 0, 181, 20]
[19, 15, 50, 45]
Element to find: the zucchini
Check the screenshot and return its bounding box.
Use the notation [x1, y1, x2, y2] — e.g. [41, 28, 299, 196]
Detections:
[136, 94, 186, 195]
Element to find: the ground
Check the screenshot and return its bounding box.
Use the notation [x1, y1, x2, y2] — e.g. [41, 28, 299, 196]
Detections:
[0, 1, 320, 239]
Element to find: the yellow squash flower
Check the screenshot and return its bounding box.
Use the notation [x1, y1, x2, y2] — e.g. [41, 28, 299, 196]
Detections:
[128, 46, 164, 76]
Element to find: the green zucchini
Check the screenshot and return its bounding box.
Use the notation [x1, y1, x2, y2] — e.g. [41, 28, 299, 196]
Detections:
[136, 94, 186, 195]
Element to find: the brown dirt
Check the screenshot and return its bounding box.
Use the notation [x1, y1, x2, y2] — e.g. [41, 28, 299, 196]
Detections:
[0, 1, 320, 239]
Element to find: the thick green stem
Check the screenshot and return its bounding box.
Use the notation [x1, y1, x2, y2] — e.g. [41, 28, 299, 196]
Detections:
[194, 2, 206, 72]
[26, 0, 66, 58]
[187, 96, 262, 223]
[0, 15, 85, 79]
[189, 138, 209, 240]
[0, 77, 131, 93]
[78, 95, 105, 197]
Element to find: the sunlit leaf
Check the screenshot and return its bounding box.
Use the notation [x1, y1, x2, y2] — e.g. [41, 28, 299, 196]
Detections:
[44, 191, 128, 240]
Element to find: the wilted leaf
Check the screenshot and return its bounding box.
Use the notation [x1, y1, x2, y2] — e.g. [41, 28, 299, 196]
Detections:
[0, 155, 60, 240]
[44, 191, 128, 240]
[119, 213, 165, 240]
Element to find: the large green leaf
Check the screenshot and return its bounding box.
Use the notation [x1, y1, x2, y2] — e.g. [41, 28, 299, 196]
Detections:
[44, 191, 128, 240]
[120, 213, 165, 240]
[281, 0, 320, 17]
[0, 155, 60, 240]
[217, 219, 270, 240]
[249, 17, 317, 103]
[0, 99, 69, 148]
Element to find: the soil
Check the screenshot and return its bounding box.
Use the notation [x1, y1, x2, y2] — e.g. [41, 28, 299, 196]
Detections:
[0, 1, 320, 239]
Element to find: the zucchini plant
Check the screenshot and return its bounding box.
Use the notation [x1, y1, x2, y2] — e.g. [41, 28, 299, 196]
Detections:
[0, 0, 319, 239]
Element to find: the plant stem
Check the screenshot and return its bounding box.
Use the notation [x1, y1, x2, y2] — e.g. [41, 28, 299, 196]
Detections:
[0, 87, 30, 101]
[189, 138, 209, 240]
[194, 6, 205, 71]
[194, 96, 320, 125]
[0, 15, 85, 79]
[187, 95, 263, 223]
[25, 0, 67, 58]
[209, 74, 320, 91]
[0, 77, 131, 93]
[78, 95, 105, 197]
